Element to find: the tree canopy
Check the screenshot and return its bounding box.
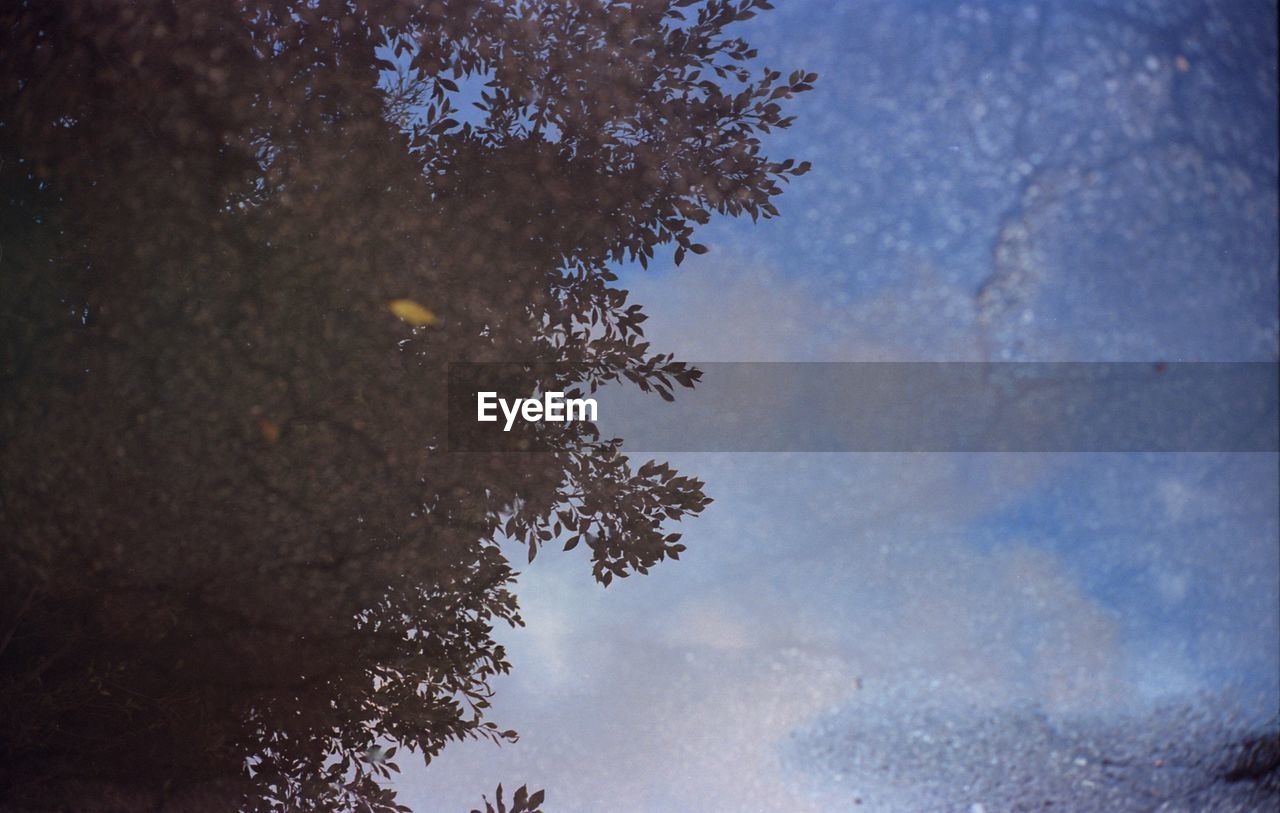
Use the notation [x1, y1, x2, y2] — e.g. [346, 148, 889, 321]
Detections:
[0, 1, 812, 809]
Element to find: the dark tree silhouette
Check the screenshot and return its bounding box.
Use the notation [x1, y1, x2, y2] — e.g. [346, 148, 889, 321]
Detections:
[0, 1, 813, 809]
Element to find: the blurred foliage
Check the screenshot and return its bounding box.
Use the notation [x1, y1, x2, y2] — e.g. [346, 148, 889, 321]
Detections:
[470, 783, 545, 813]
[0, 0, 811, 809]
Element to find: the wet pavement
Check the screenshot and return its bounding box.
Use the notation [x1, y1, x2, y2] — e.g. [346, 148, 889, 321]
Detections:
[405, 2, 1278, 810]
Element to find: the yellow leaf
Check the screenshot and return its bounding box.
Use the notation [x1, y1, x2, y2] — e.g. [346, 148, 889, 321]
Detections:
[388, 299, 437, 326]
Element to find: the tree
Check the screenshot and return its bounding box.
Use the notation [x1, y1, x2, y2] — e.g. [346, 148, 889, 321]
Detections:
[0, 1, 813, 809]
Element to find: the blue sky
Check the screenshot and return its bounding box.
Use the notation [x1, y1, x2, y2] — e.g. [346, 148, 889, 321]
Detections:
[399, 1, 1278, 809]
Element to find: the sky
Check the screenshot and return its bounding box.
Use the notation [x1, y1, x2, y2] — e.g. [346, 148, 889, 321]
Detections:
[399, 1, 1278, 810]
